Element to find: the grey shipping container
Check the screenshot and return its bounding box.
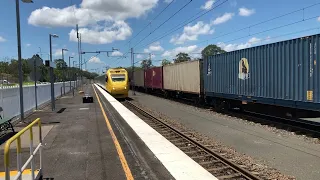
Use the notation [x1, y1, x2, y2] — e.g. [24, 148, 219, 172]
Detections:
[204, 34, 320, 111]
[133, 69, 144, 87]
[163, 60, 201, 94]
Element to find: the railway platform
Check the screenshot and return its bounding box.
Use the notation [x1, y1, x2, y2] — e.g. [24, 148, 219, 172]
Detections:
[0, 84, 217, 180]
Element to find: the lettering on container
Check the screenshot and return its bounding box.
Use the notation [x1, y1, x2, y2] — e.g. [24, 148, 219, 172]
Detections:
[307, 90, 313, 101]
[238, 58, 250, 80]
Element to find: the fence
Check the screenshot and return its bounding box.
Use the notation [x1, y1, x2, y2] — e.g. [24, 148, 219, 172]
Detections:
[0, 81, 78, 121]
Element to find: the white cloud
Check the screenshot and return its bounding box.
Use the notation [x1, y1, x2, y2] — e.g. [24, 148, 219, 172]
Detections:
[111, 51, 123, 56]
[148, 42, 164, 52]
[69, 21, 132, 44]
[81, 0, 158, 20]
[26, 43, 31, 47]
[88, 56, 103, 64]
[144, 49, 150, 53]
[164, 0, 173, 3]
[162, 45, 199, 58]
[137, 54, 143, 59]
[53, 49, 67, 57]
[71, 52, 76, 56]
[143, 42, 164, 53]
[28, 0, 158, 27]
[28, 0, 158, 44]
[239, 7, 255, 16]
[318, 17, 320, 22]
[52, 44, 58, 47]
[212, 13, 234, 25]
[248, 37, 260, 44]
[170, 21, 214, 44]
[217, 36, 261, 52]
[0, 36, 6, 42]
[201, 0, 215, 10]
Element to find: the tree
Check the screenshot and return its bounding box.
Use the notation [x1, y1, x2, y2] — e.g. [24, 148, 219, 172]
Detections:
[201, 44, 226, 59]
[161, 59, 171, 66]
[0, 61, 9, 74]
[141, 59, 152, 69]
[54, 59, 68, 69]
[174, 53, 191, 63]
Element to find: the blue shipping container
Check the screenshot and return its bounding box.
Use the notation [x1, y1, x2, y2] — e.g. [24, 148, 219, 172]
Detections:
[204, 34, 320, 111]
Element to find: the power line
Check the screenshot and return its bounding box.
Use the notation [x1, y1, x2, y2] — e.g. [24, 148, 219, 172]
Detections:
[193, 2, 320, 46]
[219, 14, 320, 45]
[137, 0, 228, 50]
[132, 0, 194, 48]
[123, 0, 174, 47]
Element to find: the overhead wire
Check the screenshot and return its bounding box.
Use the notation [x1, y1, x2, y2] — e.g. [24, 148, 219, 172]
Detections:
[137, 0, 229, 50]
[123, 0, 174, 47]
[138, 1, 320, 52]
[132, 0, 194, 48]
[192, 2, 320, 46]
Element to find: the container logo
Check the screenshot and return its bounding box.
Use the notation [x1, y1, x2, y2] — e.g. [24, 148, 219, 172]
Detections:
[152, 70, 156, 77]
[238, 58, 250, 80]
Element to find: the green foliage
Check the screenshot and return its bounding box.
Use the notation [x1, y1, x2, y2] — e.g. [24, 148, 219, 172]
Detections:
[174, 52, 191, 63]
[161, 59, 171, 66]
[54, 59, 68, 69]
[201, 44, 226, 59]
[141, 59, 152, 69]
[0, 61, 9, 74]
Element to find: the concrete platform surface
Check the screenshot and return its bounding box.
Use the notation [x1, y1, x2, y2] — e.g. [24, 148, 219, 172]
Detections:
[0, 85, 174, 180]
[129, 91, 320, 180]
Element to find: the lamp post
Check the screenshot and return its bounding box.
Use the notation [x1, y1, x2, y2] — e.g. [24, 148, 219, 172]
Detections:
[62, 48, 68, 95]
[15, 0, 33, 121]
[69, 56, 73, 89]
[73, 61, 77, 88]
[49, 34, 59, 111]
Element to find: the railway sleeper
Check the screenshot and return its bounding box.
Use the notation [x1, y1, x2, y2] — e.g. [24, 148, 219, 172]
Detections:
[216, 173, 242, 180]
[174, 141, 193, 146]
[190, 154, 214, 161]
[198, 160, 220, 166]
[206, 166, 231, 173]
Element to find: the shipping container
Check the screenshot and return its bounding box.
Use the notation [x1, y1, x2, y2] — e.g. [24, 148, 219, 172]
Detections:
[133, 69, 144, 87]
[204, 34, 320, 111]
[163, 60, 201, 94]
[145, 67, 163, 89]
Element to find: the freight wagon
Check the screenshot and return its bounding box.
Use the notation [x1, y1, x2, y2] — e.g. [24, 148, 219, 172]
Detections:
[163, 60, 204, 103]
[204, 34, 320, 117]
[144, 67, 163, 94]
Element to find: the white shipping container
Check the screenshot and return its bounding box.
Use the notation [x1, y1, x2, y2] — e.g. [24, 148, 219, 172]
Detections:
[133, 69, 144, 87]
[163, 60, 200, 93]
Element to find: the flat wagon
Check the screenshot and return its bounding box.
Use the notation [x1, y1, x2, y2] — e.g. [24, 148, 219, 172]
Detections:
[204, 34, 320, 117]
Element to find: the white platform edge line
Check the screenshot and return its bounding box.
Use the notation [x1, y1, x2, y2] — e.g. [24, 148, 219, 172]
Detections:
[94, 84, 218, 180]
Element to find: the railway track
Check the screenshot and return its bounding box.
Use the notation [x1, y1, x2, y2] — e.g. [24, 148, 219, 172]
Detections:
[134, 90, 320, 138]
[123, 100, 262, 180]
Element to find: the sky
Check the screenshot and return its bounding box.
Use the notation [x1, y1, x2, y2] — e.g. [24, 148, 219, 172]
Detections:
[1, 0, 320, 74]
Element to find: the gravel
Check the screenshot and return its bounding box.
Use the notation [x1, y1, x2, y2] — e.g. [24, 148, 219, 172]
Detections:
[130, 100, 296, 180]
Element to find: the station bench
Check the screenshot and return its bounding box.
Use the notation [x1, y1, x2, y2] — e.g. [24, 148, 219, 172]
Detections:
[0, 107, 15, 133]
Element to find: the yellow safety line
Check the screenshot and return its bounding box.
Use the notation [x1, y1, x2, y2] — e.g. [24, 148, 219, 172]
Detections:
[93, 85, 134, 180]
[0, 169, 39, 177]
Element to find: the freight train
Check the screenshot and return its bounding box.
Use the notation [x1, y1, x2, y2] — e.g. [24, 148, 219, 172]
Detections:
[129, 34, 320, 119]
[95, 68, 129, 99]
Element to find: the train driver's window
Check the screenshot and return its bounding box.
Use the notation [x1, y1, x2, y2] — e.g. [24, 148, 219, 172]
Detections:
[106, 76, 108, 82]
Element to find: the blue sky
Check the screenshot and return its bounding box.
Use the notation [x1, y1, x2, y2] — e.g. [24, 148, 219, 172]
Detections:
[1, 0, 320, 74]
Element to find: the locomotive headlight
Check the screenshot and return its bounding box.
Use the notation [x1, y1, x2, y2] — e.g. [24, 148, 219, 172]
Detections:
[124, 86, 127, 89]
[113, 87, 115, 90]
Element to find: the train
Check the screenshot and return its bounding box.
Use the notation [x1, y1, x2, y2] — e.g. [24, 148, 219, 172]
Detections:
[129, 34, 320, 119]
[95, 68, 129, 99]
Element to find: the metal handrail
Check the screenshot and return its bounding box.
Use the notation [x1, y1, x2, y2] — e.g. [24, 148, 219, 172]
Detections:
[4, 118, 42, 180]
